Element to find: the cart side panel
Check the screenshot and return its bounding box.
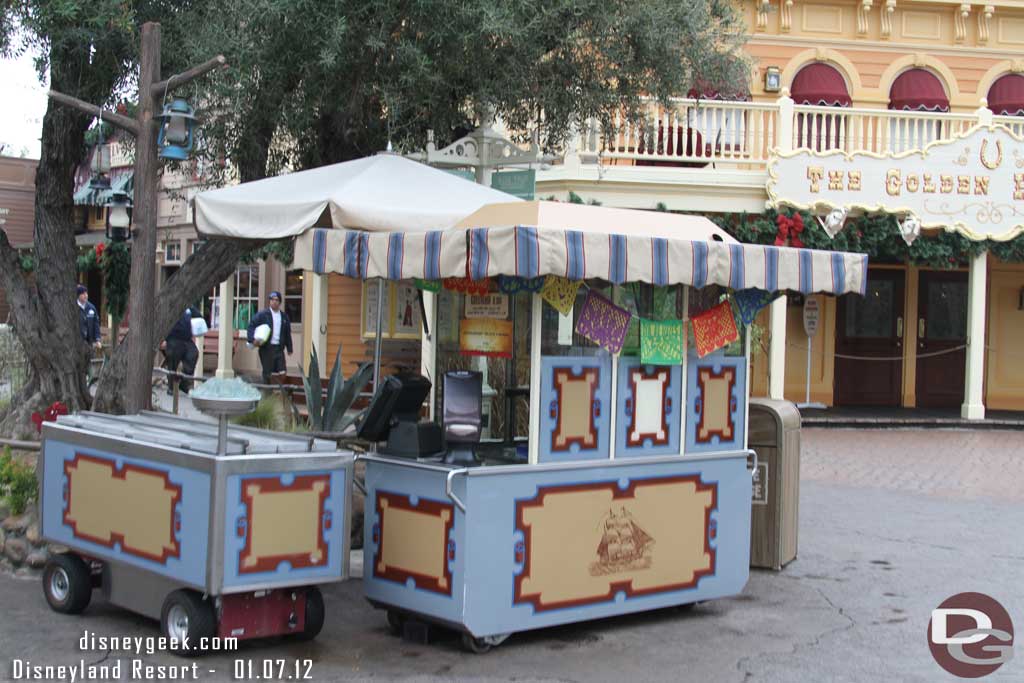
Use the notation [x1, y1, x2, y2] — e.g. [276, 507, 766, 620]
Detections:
[537, 355, 613, 463]
[363, 461, 465, 626]
[615, 361, 683, 457]
[685, 349, 747, 454]
[40, 439, 210, 589]
[462, 455, 752, 638]
[221, 466, 350, 592]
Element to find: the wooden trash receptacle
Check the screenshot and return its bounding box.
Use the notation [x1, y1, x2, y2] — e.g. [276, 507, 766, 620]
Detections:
[748, 398, 801, 570]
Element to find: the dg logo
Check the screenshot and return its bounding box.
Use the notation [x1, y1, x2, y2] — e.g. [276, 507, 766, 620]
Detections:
[928, 592, 1014, 678]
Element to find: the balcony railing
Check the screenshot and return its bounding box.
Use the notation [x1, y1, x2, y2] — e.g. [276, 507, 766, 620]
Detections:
[559, 96, 1016, 172]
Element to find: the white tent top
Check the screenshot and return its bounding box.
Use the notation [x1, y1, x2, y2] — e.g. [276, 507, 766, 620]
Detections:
[193, 154, 521, 239]
[456, 201, 737, 244]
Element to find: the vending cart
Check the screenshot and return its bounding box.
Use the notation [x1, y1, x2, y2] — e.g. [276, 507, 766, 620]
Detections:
[283, 200, 868, 652]
[37, 408, 353, 650]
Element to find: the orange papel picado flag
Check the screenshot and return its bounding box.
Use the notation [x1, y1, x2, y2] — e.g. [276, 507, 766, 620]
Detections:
[691, 301, 739, 358]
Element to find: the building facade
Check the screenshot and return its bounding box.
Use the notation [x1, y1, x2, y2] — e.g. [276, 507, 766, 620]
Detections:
[532, 0, 1024, 415]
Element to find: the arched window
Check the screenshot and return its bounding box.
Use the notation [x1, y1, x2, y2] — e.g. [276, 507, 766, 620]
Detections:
[987, 73, 1024, 116]
[791, 63, 851, 151]
[888, 69, 949, 151]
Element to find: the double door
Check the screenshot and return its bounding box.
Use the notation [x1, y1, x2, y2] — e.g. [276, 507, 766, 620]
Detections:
[835, 270, 967, 408]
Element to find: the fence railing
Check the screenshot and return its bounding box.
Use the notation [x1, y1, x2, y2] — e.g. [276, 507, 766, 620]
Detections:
[558, 96, 1012, 172]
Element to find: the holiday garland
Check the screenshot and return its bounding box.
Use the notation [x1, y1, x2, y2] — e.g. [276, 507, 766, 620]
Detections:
[712, 208, 1024, 269]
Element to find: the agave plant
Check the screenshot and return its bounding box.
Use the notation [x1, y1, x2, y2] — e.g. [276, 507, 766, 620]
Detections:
[300, 344, 373, 433]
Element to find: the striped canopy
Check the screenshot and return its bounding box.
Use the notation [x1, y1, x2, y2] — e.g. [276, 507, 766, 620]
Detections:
[293, 226, 868, 295]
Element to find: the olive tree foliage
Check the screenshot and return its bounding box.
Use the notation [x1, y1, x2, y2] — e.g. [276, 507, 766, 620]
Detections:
[0, 0, 748, 432]
[177, 0, 750, 179]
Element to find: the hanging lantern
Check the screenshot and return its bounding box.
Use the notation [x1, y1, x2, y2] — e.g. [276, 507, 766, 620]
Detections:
[105, 190, 133, 242]
[156, 98, 198, 160]
[89, 143, 112, 190]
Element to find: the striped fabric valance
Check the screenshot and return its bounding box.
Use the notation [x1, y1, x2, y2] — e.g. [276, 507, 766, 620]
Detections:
[294, 226, 868, 296]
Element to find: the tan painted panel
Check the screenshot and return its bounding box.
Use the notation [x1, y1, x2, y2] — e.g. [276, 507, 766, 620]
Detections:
[378, 502, 450, 589]
[65, 456, 179, 562]
[801, 5, 845, 34]
[518, 480, 713, 607]
[243, 480, 325, 569]
[902, 11, 944, 40]
[998, 17, 1024, 45]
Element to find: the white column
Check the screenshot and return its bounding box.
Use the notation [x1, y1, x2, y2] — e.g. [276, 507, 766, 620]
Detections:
[768, 90, 795, 401]
[961, 250, 987, 420]
[527, 293, 543, 465]
[215, 276, 235, 379]
[307, 272, 329, 363]
[768, 297, 788, 399]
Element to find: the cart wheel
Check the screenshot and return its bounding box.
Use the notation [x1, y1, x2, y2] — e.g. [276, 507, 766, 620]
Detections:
[295, 586, 324, 641]
[161, 590, 216, 655]
[385, 610, 406, 636]
[42, 553, 92, 614]
[460, 633, 493, 654]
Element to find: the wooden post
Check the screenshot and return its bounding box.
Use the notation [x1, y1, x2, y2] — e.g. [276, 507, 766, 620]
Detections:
[123, 22, 161, 413]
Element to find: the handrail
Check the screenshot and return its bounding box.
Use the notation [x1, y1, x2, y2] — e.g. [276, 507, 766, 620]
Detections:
[445, 467, 469, 513]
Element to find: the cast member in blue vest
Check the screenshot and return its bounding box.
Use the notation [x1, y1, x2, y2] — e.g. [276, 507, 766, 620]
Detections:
[164, 307, 201, 394]
[246, 291, 293, 384]
[77, 285, 101, 349]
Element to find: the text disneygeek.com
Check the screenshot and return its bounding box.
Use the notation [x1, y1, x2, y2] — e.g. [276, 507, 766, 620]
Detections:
[7, 630, 315, 681]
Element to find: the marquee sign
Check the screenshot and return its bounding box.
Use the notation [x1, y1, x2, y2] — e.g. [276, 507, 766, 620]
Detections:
[767, 124, 1024, 242]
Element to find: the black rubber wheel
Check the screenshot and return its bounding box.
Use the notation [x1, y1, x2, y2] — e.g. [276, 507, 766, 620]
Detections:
[461, 633, 493, 654]
[42, 553, 92, 614]
[385, 609, 405, 636]
[161, 590, 216, 655]
[295, 586, 324, 641]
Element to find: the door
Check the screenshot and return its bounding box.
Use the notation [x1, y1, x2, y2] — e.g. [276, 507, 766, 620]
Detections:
[915, 271, 968, 408]
[835, 270, 905, 406]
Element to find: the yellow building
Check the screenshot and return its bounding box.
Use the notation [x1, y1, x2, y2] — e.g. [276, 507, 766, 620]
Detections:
[532, 0, 1024, 417]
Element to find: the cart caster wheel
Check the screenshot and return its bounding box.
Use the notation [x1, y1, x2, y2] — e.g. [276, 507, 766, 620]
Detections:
[161, 590, 216, 655]
[43, 554, 92, 614]
[385, 610, 406, 636]
[295, 586, 324, 641]
[461, 633, 493, 654]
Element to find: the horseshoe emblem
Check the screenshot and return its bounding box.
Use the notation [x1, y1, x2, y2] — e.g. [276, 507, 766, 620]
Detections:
[980, 139, 1003, 170]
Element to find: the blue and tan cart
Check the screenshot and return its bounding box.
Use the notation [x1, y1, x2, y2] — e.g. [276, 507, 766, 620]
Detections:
[282, 200, 868, 652]
[37, 410, 353, 650]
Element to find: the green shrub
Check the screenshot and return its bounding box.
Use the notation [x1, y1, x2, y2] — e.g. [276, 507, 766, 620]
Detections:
[231, 396, 287, 431]
[0, 446, 37, 516]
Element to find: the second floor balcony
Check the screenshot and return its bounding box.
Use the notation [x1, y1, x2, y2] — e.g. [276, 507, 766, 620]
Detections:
[536, 95, 1024, 213]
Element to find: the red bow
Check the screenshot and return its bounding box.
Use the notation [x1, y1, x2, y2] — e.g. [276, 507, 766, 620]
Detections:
[95, 242, 106, 260]
[774, 212, 805, 249]
[31, 401, 69, 433]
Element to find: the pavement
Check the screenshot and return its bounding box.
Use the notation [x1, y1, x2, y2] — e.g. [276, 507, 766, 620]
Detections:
[0, 428, 1022, 682]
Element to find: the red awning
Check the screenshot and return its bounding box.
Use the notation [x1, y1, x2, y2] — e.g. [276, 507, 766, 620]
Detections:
[889, 69, 949, 111]
[988, 74, 1024, 116]
[790, 63, 851, 106]
[687, 79, 751, 101]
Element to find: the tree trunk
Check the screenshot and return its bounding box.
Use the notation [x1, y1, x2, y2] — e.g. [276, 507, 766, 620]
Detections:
[92, 238, 264, 413]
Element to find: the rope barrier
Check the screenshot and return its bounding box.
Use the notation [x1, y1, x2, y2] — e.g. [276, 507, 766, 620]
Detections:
[786, 343, 968, 361]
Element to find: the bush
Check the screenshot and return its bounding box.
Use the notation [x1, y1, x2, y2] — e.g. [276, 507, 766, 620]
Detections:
[0, 446, 37, 515]
[231, 395, 288, 431]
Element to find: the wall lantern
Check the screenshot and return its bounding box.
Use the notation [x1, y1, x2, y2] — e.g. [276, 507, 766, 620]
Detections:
[765, 66, 782, 93]
[156, 98, 198, 161]
[105, 189, 133, 242]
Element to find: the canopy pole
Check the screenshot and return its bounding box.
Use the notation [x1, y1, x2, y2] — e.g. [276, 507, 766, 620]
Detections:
[373, 278, 386, 396]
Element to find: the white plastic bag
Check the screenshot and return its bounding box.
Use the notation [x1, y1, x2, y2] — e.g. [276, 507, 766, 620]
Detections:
[253, 323, 271, 346]
[190, 317, 209, 337]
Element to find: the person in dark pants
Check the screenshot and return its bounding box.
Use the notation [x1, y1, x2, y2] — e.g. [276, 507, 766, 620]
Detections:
[77, 284, 102, 349]
[164, 307, 201, 394]
[247, 291, 293, 384]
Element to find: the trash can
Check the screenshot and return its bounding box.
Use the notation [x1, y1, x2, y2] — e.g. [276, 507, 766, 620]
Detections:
[748, 398, 801, 570]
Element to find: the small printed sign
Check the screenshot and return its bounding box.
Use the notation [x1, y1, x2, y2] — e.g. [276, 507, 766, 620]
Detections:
[460, 318, 513, 358]
[803, 298, 820, 338]
[752, 462, 768, 506]
[465, 293, 509, 319]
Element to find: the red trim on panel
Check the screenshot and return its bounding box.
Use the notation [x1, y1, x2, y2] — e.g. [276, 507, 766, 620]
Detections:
[238, 474, 331, 574]
[550, 367, 600, 452]
[62, 453, 182, 565]
[695, 366, 737, 444]
[373, 492, 454, 596]
[625, 366, 671, 447]
[513, 476, 717, 612]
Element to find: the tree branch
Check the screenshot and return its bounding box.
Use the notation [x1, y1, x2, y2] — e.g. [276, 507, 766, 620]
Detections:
[47, 91, 139, 135]
[152, 55, 228, 102]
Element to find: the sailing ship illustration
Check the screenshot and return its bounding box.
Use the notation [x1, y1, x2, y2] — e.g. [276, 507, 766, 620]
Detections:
[589, 507, 655, 576]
